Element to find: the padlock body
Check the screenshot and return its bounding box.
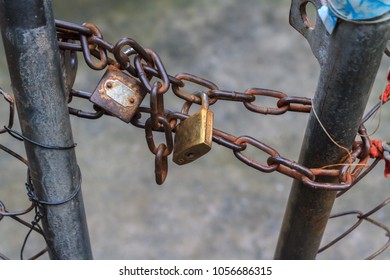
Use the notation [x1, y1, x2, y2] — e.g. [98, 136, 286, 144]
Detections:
[173, 108, 213, 165]
[90, 65, 146, 123]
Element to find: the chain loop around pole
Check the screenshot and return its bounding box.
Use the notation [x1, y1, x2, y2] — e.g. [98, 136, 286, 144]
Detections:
[57, 19, 390, 192]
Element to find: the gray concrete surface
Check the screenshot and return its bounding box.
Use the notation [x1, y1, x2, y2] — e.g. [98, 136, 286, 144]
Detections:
[0, 0, 389, 259]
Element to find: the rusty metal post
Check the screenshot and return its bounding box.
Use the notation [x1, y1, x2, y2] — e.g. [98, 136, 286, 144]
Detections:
[0, 0, 92, 259]
[274, 1, 390, 259]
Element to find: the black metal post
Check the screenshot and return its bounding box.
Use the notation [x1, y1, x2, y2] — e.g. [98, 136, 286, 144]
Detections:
[0, 0, 92, 259]
[274, 1, 390, 259]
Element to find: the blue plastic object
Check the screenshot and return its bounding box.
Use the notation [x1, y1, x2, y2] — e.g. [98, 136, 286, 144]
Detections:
[329, 0, 390, 21]
[318, 5, 338, 33]
[319, 1, 390, 34]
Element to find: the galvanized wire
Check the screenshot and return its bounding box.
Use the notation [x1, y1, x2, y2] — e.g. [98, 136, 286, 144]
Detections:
[318, 196, 390, 259]
[0, 100, 49, 259]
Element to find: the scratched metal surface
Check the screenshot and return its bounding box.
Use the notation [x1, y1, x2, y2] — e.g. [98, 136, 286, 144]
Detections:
[0, 0, 389, 259]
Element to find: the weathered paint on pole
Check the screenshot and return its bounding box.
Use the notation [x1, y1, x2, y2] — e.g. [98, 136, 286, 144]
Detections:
[274, 0, 390, 259]
[0, 0, 93, 259]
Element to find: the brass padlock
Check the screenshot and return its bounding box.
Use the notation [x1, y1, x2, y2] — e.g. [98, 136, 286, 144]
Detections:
[173, 92, 213, 165]
[90, 65, 147, 123]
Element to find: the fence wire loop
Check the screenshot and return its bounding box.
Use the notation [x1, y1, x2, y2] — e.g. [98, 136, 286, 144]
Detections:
[25, 167, 82, 206]
[318, 197, 390, 259]
[0, 126, 49, 259]
[4, 126, 77, 150]
[0, 88, 14, 133]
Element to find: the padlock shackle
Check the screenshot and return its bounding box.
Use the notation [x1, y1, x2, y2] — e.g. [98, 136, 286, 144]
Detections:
[180, 91, 210, 115]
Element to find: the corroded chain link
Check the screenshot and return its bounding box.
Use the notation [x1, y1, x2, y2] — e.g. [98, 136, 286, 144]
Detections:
[55, 19, 389, 192]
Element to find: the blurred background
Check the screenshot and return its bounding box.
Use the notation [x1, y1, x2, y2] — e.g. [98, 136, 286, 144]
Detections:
[0, 0, 389, 259]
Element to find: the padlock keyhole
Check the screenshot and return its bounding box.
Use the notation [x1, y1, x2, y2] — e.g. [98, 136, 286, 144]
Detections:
[177, 152, 195, 164]
[186, 152, 195, 159]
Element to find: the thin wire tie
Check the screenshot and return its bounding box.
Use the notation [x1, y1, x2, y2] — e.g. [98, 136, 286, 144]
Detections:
[311, 99, 353, 161]
[4, 126, 77, 150]
[26, 165, 82, 206]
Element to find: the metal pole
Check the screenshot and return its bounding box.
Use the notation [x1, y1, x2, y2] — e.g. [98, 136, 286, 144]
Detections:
[274, 1, 390, 259]
[0, 0, 92, 259]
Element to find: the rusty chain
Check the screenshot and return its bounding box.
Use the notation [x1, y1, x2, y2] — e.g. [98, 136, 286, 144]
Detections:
[0, 19, 389, 259]
[55, 20, 390, 259]
[56, 19, 387, 192]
